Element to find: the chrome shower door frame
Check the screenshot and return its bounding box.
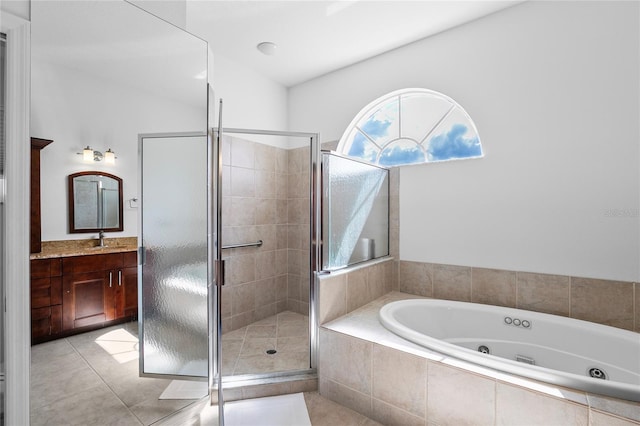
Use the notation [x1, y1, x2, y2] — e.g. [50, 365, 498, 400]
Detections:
[213, 127, 321, 383]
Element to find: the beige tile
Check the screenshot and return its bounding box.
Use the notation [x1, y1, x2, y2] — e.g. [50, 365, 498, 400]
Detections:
[276, 172, 288, 199]
[227, 253, 256, 285]
[240, 337, 277, 356]
[275, 274, 288, 301]
[231, 310, 255, 330]
[319, 273, 347, 324]
[230, 166, 255, 197]
[277, 336, 309, 353]
[232, 282, 256, 315]
[306, 390, 379, 426]
[234, 353, 277, 374]
[278, 320, 308, 337]
[276, 148, 288, 174]
[367, 262, 388, 301]
[587, 392, 640, 422]
[571, 277, 634, 330]
[255, 249, 276, 280]
[371, 398, 424, 426]
[517, 272, 570, 316]
[399, 261, 432, 297]
[241, 382, 291, 400]
[228, 197, 256, 226]
[254, 303, 277, 322]
[372, 344, 426, 418]
[30, 383, 142, 426]
[255, 224, 276, 251]
[319, 329, 372, 394]
[255, 198, 276, 225]
[635, 283, 640, 333]
[254, 277, 276, 308]
[428, 362, 495, 425]
[433, 263, 472, 302]
[245, 324, 276, 338]
[589, 410, 640, 426]
[288, 147, 303, 173]
[30, 363, 104, 410]
[129, 396, 195, 426]
[347, 268, 371, 312]
[291, 379, 318, 394]
[254, 142, 276, 171]
[255, 171, 276, 198]
[496, 383, 588, 425]
[319, 378, 373, 419]
[472, 267, 516, 307]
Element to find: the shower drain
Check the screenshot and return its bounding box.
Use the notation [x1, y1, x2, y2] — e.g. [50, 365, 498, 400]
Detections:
[266, 349, 277, 355]
[588, 367, 607, 380]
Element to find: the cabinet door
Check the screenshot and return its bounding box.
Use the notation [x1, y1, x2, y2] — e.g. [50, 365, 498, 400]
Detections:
[115, 266, 138, 321]
[62, 271, 115, 330]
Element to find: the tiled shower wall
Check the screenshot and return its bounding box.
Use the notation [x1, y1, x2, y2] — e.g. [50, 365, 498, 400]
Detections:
[221, 136, 310, 333]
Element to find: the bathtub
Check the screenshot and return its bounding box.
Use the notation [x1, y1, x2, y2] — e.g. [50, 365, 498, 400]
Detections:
[379, 299, 640, 402]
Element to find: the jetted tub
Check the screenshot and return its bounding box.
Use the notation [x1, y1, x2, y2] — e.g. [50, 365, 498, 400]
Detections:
[379, 299, 640, 402]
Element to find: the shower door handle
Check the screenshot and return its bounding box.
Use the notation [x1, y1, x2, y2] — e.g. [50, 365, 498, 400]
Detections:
[214, 259, 225, 287]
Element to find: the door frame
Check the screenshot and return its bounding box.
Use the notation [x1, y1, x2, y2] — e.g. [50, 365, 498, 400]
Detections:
[212, 127, 321, 383]
[2, 11, 31, 425]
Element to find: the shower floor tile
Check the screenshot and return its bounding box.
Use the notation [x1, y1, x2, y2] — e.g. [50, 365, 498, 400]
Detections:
[223, 310, 310, 376]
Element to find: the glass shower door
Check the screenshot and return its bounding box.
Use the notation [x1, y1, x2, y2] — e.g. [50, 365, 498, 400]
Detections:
[138, 133, 210, 378]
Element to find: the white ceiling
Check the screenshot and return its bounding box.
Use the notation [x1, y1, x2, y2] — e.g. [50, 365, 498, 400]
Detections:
[186, 1, 523, 88]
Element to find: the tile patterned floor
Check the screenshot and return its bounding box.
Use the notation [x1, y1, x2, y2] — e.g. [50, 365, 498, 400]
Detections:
[222, 311, 310, 376]
[30, 313, 377, 425]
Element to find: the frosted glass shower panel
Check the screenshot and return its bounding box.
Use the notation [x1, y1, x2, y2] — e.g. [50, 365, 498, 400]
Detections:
[140, 134, 208, 378]
[322, 152, 389, 270]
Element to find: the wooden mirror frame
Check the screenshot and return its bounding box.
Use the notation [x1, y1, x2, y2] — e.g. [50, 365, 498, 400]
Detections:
[68, 171, 123, 233]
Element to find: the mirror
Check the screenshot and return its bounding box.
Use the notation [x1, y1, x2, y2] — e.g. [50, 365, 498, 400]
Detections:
[68, 171, 123, 233]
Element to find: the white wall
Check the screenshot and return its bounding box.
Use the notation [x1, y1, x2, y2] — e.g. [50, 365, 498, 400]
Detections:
[31, 59, 205, 241]
[1, 0, 29, 21]
[289, 1, 640, 282]
[212, 54, 291, 148]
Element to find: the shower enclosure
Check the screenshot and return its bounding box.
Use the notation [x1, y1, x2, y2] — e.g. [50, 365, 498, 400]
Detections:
[138, 125, 319, 421]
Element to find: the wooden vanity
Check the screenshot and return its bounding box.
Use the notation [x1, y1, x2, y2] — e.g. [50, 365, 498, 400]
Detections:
[30, 241, 138, 344]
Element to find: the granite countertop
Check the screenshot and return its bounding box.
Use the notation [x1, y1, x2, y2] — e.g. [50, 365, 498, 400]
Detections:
[30, 237, 138, 260]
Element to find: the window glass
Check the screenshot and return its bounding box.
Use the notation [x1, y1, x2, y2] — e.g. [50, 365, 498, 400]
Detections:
[337, 88, 482, 166]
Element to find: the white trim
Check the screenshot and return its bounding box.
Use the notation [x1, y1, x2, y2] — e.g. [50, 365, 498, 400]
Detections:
[2, 13, 31, 426]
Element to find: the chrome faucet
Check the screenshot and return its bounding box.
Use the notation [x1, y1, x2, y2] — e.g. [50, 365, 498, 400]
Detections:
[98, 230, 105, 247]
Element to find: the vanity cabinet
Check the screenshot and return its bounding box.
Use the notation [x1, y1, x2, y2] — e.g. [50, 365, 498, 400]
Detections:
[30, 250, 137, 344]
[30, 258, 63, 341]
[62, 251, 138, 330]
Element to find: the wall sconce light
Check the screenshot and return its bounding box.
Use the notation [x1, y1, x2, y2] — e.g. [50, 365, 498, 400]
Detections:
[79, 146, 117, 164]
[104, 149, 115, 165]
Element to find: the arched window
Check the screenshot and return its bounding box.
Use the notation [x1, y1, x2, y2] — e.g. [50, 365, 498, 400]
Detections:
[337, 88, 483, 167]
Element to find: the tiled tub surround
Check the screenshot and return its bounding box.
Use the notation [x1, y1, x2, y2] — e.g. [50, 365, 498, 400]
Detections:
[320, 292, 640, 426]
[221, 135, 311, 333]
[397, 261, 640, 333]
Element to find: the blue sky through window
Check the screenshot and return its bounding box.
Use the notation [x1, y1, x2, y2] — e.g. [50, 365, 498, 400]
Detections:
[428, 124, 482, 161]
[338, 88, 483, 167]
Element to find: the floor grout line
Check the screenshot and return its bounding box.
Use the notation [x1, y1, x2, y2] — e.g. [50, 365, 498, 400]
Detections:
[66, 334, 146, 425]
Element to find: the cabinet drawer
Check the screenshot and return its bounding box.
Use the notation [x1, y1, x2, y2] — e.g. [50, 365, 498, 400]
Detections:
[31, 305, 62, 339]
[30, 258, 62, 279]
[123, 251, 137, 268]
[31, 276, 62, 308]
[63, 253, 123, 274]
